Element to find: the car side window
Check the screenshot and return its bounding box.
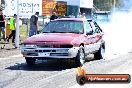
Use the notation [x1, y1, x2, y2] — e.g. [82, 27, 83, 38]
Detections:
[89, 21, 102, 33]
[84, 21, 93, 34]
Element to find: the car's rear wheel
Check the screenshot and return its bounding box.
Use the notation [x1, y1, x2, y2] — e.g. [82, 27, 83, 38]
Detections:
[94, 43, 105, 60]
[75, 46, 85, 67]
[25, 57, 36, 65]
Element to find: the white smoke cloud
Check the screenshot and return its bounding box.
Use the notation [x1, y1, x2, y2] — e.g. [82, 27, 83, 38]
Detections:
[123, 0, 132, 10]
[102, 1, 132, 59]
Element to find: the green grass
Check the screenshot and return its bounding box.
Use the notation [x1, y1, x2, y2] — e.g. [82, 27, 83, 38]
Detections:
[20, 24, 43, 40]
[20, 24, 29, 38]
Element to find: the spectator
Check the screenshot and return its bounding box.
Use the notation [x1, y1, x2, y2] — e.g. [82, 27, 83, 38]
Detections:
[29, 12, 39, 37]
[77, 12, 82, 18]
[7, 14, 17, 43]
[0, 9, 6, 42]
[69, 13, 75, 18]
[80, 13, 86, 19]
[50, 12, 58, 21]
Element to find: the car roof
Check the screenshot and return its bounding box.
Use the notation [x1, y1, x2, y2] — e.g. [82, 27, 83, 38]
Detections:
[51, 18, 94, 23]
[53, 18, 85, 22]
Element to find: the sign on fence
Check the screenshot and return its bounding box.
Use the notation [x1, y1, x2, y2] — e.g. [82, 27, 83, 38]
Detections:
[4, 0, 42, 17]
[42, 0, 67, 16]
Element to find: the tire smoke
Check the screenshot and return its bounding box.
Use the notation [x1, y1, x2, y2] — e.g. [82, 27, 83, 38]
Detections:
[102, 8, 132, 59]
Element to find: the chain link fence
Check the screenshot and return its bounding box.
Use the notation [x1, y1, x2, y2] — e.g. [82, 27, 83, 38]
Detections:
[0, 17, 46, 43]
[19, 17, 45, 41]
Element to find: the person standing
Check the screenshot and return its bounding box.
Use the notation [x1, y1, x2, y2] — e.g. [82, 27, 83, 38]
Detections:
[7, 14, 17, 43]
[80, 13, 86, 19]
[77, 12, 82, 18]
[50, 12, 58, 21]
[29, 12, 39, 37]
[69, 13, 75, 18]
[0, 9, 5, 42]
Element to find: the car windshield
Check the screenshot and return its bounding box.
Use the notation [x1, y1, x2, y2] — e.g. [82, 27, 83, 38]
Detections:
[42, 20, 84, 34]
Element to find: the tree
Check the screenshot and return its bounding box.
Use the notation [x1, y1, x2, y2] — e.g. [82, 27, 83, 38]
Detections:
[93, 0, 124, 11]
[0, 0, 5, 10]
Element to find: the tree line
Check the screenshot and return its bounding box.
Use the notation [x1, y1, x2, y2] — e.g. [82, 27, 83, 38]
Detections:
[93, 0, 124, 11]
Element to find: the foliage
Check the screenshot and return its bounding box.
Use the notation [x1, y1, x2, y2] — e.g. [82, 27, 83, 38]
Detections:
[93, 0, 124, 11]
[0, 0, 5, 10]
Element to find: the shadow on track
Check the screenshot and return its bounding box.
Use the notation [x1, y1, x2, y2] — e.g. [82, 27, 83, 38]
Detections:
[6, 54, 98, 71]
[6, 59, 78, 71]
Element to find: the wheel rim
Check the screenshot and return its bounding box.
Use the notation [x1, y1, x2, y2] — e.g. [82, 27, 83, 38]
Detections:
[101, 46, 105, 58]
[79, 49, 85, 64]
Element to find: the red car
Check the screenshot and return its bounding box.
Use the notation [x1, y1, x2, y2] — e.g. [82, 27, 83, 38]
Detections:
[21, 18, 105, 66]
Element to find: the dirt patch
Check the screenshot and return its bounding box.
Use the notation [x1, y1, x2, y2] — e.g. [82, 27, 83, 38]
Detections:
[0, 43, 21, 58]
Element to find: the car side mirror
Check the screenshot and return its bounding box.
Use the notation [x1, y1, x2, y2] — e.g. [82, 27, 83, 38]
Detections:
[86, 31, 93, 35]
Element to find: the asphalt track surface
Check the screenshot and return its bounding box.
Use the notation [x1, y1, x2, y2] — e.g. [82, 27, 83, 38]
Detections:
[0, 52, 132, 88]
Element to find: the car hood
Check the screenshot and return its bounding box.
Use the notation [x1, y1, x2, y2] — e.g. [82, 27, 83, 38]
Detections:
[23, 33, 82, 45]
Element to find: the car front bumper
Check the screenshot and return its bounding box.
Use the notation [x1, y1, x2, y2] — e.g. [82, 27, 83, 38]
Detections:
[21, 47, 79, 59]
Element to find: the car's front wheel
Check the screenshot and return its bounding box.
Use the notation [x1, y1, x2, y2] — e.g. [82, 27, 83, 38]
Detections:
[25, 57, 36, 65]
[75, 46, 85, 67]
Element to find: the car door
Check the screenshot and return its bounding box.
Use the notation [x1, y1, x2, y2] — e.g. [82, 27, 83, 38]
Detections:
[88, 20, 103, 52]
[84, 21, 95, 54]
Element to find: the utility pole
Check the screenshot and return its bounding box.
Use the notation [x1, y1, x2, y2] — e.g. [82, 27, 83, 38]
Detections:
[15, 0, 20, 48]
[113, 0, 116, 12]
